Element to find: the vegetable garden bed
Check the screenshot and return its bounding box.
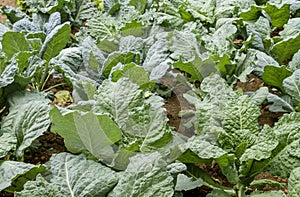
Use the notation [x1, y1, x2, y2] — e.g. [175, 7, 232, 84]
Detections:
[0, 0, 300, 196]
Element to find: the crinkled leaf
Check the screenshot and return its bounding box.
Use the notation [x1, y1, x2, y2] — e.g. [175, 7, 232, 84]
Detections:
[26, 0, 64, 13]
[1, 92, 51, 158]
[266, 112, 300, 177]
[0, 133, 17, 158]
[43, 12, 61, 34]
[12, 18, 39, 33]
[177, 137, 227, 163]
[94, 78, 173, 152]
[50, 47, 82, 74]
[262, 65, 292, 92]
[202, 19, 237, 57]
[40, 22, 71, 62]
[0, 60, 18, 88]
[2, 32, 29, 59]
[143, 33, 170, 73]
[14, 175, 63, 197]
[16, 153, 118, 196]
[108, 152, 174, 197]
[0, 161, 45, 191]
[288, 167, 300, 197]
[119, 35, 143, 53]
[69, 0, 98, 27]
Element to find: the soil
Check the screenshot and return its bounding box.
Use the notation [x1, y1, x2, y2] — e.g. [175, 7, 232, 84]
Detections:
[0, 0, 16, 22]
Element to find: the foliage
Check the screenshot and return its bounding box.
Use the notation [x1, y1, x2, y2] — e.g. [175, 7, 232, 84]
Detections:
[0, 0, 300, 196]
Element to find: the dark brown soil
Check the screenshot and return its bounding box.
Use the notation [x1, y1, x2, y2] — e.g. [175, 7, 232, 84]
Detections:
[24, 131, 67, 165]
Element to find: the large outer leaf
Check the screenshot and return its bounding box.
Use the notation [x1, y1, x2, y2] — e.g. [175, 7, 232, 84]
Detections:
[108, 152, 174, 197]
[262, 65, 292, 93]
[2, 32, 29, 59]
[288, 167, 300, 197]
[219, 96, 261, 152]
[50, 47, 83, 74]
[0, 161, 44, 191]
[1, 92, 51, 158]
[40, 22, 71, 62]
[270, 33, 300, 64]
[266, 112, 300, 177]
[94, 78, 173, 152]
[73, 112, 122, 159]
[283, 69, 300, 106]
[50, 107, 85, 153]
[15, 153, 118, 196]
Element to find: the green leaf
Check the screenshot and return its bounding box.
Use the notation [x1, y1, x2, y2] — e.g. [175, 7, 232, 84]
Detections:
[266, 112, 300, 177]
[288, 167, 300, 197]
[70, 0, 98, 27]
[283, 69, 300, 106]
[220, 96, 261, 150]
[250, 179, 284, 190]
[1, 91, 51, 158]
[108, 152, 174, 197]
[249, 190, 287, 197]
[289, 49, 300, 71]
[173, 55, 216, 82]
[94, 78, 173, 152]
[128, 0, 147, 13]
[207, 189, 232, 197]
[1, 6, 26, 24]
[168, 30, 201, 62]
[102, 52, 137, 78]
[264, 3, 290, 28]
[111, 63, 154, 90]
[50, 107, 86, 153]
[0, 133, 17, 158]
[0, 60, 18, 88]
[15, 153, 118, 196]
[270, 34, 300, 64]
[178, 137, 227, 163]
[262, 65, 292, 92]
[40, 22, 71, 62]
[2, 32, 29, 59]
[73, 112, 122, 160]
[267, 94, 294, 112]
[26, 0, 64, 13]
[175, 173, 203, 191]
[0, 161, 45, 191]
